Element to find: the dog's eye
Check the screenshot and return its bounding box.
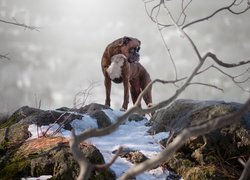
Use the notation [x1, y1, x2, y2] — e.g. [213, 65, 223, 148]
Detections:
[130, 47, 140, 53]
[130, 48, 135, 53]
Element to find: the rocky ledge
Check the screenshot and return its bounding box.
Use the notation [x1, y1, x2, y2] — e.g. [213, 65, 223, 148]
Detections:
[0, 103, 117, 180]
[0, 100, 249, 179]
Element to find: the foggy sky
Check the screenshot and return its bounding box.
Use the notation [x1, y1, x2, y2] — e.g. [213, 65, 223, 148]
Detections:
[0, 0, 249, 114]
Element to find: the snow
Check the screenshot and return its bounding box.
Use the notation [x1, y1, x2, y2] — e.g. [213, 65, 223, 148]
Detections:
[28, 109, 170, 179]
[21, 175, 52, 180]
[71, 115, 98, 134]
[28, 123, 61, 140]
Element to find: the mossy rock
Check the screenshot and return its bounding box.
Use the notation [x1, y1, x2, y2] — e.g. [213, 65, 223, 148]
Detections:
[114, 147, 148, 164]
[0, 104, 118, 179]
[0, 106, 39, 129]
[166, 152, 195, 175]
[151, 99, 250, 179]
[0, 137, 115, 180]
[148, 100, 240, 134]
[0, 159, 31, 180]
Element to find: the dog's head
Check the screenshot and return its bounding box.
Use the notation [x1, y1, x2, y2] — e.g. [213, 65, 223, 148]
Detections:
[120, 36, 141, 63]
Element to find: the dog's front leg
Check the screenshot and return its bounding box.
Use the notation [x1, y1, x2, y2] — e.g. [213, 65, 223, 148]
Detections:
[104, 75, 111, 107]
[121, 77, 130, 111]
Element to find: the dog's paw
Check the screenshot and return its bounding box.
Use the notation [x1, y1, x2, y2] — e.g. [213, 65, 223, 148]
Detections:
[147, 103, 154, 108]
[120, 107, 126, 112]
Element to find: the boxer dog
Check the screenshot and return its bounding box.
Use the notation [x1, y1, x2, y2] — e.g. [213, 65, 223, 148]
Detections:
[101, 36, 152, 111]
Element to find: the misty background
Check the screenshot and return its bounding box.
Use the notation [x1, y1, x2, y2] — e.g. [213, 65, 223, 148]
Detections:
[0, 0, 249, 114]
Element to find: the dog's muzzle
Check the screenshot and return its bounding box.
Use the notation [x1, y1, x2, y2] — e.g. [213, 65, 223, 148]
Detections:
[128, 46, 140, 63]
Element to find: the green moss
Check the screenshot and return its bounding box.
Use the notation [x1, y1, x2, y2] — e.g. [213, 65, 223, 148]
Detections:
[167, 152, 195, 175]
[9, 124, 30, 144]
[0, 113, 20, 129]
[0, 159, 30, 180]
[185, 165, 225, 180]
[90, 169, 116, 180]
[0, 141, 10, 155]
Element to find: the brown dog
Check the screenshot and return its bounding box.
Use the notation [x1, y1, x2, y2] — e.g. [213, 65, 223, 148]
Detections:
[101, 36, 152, 110]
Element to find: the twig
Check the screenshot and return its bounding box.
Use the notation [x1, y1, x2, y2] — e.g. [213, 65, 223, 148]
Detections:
[0, 18, 39, 31]
[205, 52, 250, 68]
[95, 146, 123, 169]
[73, 82, 98, 109]
[188, 82, 224, 92]
[0, 53, 10, 61]
[239, 155, 250, 180]
[196, 64, 250, 92]
[143, 0, 173, 28]
[177, 0, 193, 26]
[235, 0, 244, 6]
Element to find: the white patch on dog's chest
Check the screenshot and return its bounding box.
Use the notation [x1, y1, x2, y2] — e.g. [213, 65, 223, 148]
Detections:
[106, 54, 126, 80]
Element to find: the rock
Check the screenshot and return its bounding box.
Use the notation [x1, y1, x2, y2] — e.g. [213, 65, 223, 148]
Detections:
[0, 137, 115, 180]
[90, 111, 112, 128]
[148, 99, 243, 134]
[149, 99, 250, 179]
[121, 151, 148, 164]
[128, 114, 146, 122]
[113, 147, 148, 164]
[0, 103, 113, 154]
[77, 103, 111, 114]
[0, 106, 84, 155]
[0, 106, 39, 129]
[77, 103, 112, 128]
[0, 103, 117, 179]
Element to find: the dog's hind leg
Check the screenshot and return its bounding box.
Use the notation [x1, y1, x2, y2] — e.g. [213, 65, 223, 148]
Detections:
[130, 79, 141, 107]
[140, 73, 153, 108]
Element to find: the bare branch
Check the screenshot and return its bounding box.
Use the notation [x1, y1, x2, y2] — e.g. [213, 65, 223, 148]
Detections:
[0, 18, 40, 31]
[188, 82, 224, 92]
[143, 0, 173, 28]
[0, 53, 10, 61]
[239, 156, 250, 180]
[73, 82, 98, 109]
[205, 52, 250, 68]
[154, 7, 178, 80]
[212, 66, 249, 92]
[70, 129, 93, 180]
[95, 146, 123, 169]
[161, 1, 203, 61]
[197, 65, 250, 92]
[182, 0, 250, 29]
[177, 0, 193, 26]
[228, 4, 250, 14]
[235, 0, 245, 6]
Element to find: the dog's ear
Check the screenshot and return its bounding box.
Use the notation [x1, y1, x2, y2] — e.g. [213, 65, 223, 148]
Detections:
[122, 36, 131, 45]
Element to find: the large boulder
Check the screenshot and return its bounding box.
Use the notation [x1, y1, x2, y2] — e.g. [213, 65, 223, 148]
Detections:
[149, 99, 250, 179]
[0, 103, 118, 179]
[0, 136, 115, 180]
